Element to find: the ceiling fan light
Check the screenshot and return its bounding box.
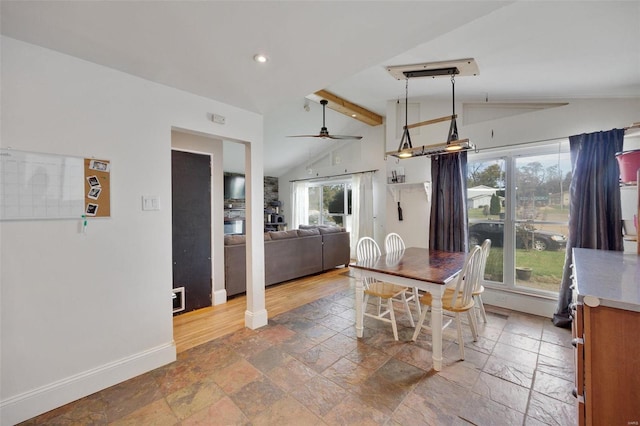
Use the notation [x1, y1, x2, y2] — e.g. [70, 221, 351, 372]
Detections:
[445, 144, 463, 151]
[398, 151, 413, 158]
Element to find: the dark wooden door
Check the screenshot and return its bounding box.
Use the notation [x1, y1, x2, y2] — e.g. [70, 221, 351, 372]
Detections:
[172, 150, 212, 314]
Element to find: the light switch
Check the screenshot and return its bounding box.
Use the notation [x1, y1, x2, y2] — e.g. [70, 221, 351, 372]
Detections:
[142, 195, 160, 211]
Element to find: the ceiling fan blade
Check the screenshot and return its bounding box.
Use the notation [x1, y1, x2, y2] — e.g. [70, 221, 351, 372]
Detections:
[287, 99, 362, 140]
[286, 134, 363, 140]
[326, 135, 363, 140]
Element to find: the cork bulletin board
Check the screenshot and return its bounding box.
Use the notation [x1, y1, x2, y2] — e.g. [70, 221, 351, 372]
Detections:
[84, 158, 111, 217]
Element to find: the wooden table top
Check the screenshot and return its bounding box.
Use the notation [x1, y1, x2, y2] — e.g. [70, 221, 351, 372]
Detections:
[350, 247, 467, 285]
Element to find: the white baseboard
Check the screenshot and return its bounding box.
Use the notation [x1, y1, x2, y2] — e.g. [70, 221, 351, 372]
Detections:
[0, 342, 176, 426]
[212, 289, 227, 305]
[245, 308, 268, 329]
[483, 287, 557, 318]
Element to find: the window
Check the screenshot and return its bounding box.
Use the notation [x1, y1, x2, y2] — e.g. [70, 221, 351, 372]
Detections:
[467, 141, 571, 295]
[308, 181, 352, 228]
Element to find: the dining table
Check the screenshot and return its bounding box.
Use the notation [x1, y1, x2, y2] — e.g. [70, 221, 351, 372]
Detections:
[350, 247, 468, 371]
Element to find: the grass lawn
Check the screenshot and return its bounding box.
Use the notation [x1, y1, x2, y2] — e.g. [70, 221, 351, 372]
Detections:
[484, 247, 565, 293]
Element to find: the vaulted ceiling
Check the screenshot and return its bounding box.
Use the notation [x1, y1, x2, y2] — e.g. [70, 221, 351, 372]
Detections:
[2, 1, 639, 176]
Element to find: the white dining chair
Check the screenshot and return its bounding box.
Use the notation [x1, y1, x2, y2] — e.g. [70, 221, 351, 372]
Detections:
[412, 244, 482, 360]
[384, 232, 406, 253]
[384, 233, 421, 318]
[473, 239, 491, 323]
[356, 237, 415, 340]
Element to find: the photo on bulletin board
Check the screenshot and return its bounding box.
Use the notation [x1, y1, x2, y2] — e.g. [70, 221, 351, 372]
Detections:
[84, 158, 111, 217]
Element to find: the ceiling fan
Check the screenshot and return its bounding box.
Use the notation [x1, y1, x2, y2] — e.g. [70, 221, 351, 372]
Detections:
[288, 99, 362, 140]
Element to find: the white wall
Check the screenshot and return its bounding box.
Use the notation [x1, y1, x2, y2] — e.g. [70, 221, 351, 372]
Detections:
[0, 36, 263, 425]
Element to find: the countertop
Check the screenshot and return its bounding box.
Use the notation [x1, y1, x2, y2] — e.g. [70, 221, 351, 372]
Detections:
[573, 248, 640, 312]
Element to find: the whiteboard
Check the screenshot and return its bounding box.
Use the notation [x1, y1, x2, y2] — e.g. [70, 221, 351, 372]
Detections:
[0, 149, 85, 220]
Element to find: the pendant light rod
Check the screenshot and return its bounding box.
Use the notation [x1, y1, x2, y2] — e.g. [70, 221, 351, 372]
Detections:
[447, 74, 459, 142]
[396, 78, 413, 155]
[405, 79, 409, 131]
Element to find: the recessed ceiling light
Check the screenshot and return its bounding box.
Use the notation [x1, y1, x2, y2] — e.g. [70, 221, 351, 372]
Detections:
[253, 54, 268, 63]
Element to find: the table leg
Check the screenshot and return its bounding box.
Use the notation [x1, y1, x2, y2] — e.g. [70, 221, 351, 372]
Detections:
[430, 291, 443, 371]
[355, 274, 364, 338]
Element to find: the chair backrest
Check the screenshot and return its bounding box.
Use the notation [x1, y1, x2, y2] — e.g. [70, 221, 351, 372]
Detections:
[356, 237, 381, 261]
[356, 237, 382, 289]
[476, 239, 492, 290]
[384, 232, 405, 254]
[450, 245, 483, 308]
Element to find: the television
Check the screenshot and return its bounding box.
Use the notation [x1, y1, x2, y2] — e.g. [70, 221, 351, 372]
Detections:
[224, 175, 245, 200]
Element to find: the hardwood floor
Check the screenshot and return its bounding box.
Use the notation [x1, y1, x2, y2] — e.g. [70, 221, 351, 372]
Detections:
[172, 267, 354, 353]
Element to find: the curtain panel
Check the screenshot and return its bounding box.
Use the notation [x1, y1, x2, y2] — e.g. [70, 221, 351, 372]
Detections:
[351, 172, 374, 258]
[553, 128, 625, 328]
[291, 181, 309, 230]
[429, 151, 468, 252]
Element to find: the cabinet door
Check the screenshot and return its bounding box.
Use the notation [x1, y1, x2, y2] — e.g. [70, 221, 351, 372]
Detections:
[584, 305, 640, 425]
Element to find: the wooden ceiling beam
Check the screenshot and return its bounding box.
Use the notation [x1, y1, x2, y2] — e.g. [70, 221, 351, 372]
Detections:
[307, 90, 383, 127]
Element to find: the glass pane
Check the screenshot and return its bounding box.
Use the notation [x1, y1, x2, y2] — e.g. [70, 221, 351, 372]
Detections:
[323, 214, 344, 227]
[467, 159, 506, 285]
[468, 222, 505, 284]
[514, 152, 571, 292]
[515, 225, 568, 292]
[308, 186, 320, 225]
[324, 184, 345, 214]
[467, 159, 506, 221]
[515, 153, 571, 222]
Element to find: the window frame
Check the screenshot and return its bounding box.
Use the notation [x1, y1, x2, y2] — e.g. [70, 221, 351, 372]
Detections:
[307, 179, 352, 228]
[467, 139, 570, 298]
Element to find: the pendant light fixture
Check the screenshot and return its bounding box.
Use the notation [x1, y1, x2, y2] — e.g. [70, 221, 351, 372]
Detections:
[385, 58, 477, 159]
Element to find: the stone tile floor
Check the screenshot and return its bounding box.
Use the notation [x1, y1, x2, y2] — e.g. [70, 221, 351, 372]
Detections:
[21, 288, 576, 425]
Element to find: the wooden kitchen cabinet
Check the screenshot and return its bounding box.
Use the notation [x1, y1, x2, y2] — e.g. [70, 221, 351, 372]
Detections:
[572, 248, 640, 425]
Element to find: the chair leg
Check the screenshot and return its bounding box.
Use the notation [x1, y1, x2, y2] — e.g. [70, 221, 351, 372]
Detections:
[467, 310, 479, 342]
[413, 287, 422, 318]
[400, 292, 415, 327]
[411, 304, 429, 341]
[388, 298, 399, 341]
[476, 295, 488, 323]
[455, 313, 465, 360]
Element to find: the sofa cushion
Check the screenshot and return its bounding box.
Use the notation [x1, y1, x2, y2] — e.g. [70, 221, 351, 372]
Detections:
[299, 224, 346, 232]
[224, 235, 246, 245]
[318, 226, 345, 234]
[297, 228, 320, 237]
[264, 232, 271, 241]
[269, 230, 299, 240]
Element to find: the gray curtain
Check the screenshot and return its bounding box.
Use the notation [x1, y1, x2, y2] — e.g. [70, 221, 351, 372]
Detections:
[552, 128, 625, 328]
[430, 151, 468, 252]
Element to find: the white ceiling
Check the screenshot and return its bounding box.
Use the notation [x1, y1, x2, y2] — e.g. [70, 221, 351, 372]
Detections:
[2, 1, 639, 176]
